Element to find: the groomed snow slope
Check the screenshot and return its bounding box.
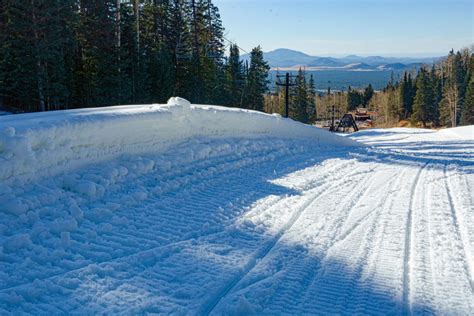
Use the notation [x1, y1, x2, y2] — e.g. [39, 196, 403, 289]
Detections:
[0, 101, 473, 315]
[0, 97, 356, 184]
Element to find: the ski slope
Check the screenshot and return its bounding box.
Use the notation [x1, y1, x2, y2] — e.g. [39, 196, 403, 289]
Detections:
[0, 99, 473, 314]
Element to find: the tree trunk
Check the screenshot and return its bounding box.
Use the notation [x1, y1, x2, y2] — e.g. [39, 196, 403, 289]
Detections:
[31, 1, 46, 111]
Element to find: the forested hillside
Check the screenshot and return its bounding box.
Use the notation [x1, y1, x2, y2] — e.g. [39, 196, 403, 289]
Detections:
[0, 1, 269, 113]
[268, 48, 473, 128]
[371, 48, 474, 127]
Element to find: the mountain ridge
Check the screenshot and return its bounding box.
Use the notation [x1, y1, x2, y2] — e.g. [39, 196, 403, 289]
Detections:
[242, 48, 442, 70]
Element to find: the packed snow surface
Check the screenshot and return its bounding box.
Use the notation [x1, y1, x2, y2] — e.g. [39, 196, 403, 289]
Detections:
[0, 100, 473, 314]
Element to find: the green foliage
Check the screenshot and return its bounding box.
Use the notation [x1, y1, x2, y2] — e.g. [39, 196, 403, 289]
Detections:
[460, 72, 474, 125]
[399, 72, 415, 119]
[375, 48, 472, 128]
[0, 0, 77, 111]
[224, 44, 245, 108]
[289, 68, 310, 123]
[362, 84, 374, 107]
[412, 68, 436, 127]
[0, 0, 267, 113]
[307, 74, 316, 121]
[347, 86, 362, 111]
[243, 46, 269, 111]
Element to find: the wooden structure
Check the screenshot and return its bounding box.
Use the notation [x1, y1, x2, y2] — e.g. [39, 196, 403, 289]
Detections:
[335, 113, 359, 132]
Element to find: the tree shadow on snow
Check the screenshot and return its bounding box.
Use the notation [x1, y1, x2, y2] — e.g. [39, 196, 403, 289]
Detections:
[1, 135, 467, 314]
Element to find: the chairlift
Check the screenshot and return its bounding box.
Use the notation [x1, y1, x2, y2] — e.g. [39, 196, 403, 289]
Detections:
[335, 113, 359, 133]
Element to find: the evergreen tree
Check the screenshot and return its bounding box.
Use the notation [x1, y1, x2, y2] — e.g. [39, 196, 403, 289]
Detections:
[0, 0, 234, 112]
[0, 0, 77, 111]
[224, 44, 245, 107]
[460, 62, 474, 125]
[362, 84, 374, 107]
[243, 46, 269, 111]
[347, 86, 362, 111]
[290, 68, 309, 123]
[399, 72, 414, 119]
[412, 68, 434, 127]
[430, 65, 441, 126]
[308, 74, 317, 121]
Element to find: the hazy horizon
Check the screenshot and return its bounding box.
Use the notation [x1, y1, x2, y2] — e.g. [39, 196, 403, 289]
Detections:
[214, 0, 473, 57]
[246, 47, 449, 58]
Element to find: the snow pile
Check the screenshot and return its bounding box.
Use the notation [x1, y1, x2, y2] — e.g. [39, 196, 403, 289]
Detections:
[0, 117, 472, 314]
[350, 126, 474, 144]
[439, 125, 474, 140]
[0, 97, 357, 183]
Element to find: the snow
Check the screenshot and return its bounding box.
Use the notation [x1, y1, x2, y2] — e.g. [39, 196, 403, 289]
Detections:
[0, 99, 473, 314]
[0, 97, 356, 184]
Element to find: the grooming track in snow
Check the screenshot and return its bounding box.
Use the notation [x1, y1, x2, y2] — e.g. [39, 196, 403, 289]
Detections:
[0, 102, 473, 314]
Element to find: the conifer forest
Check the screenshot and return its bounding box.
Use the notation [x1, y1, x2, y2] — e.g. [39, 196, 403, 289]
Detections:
[0, 1, 269, 113]
[0, 1, 472, 128]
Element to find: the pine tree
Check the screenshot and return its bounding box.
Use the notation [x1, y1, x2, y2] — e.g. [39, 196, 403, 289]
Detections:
[460, 60, 474, 125]
[347, 86, 362, 111]
[362, 84, 374, 107]
[412, 68, 434, 127]
[0, 0, 77, 111]
[290, 68, 309, 123]
[399, 72, 414, 119]
[224, 44, 245, 107]
[0, 0, 233, 111]
[140, 0, 175, 103]
[430, 66, 441, 126]
[243, 46, 269, 111]
[308, 74, 317, 121]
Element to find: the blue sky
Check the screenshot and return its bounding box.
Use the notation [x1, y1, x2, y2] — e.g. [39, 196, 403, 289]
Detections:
[213, 0, 473, 57]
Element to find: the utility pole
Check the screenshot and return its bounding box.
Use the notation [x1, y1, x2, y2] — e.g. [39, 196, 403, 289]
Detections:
[330, 105, 336, 132]
[276, 73, 297, 118]
[327, 82, 336, 132]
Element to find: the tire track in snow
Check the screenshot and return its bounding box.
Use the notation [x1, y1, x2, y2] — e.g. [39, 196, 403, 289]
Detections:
[402, 160, 431, 315]
[424, 164, 474, 313]
[0, 143, 308, 291]
[257, 167, 382, 314]
[406, 163, 437, 315]
[200, 163, 376, 315]
[444, 165, 474, 292]
[0, 152, 355, 297]
[299, 164, 410, 314]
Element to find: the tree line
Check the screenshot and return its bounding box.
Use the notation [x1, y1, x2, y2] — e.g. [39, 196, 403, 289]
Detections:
[0, 0, 270, 113]
[370, 47, 473, 127]
[268, 47, 473, 128]
[264, 68, 317, 123]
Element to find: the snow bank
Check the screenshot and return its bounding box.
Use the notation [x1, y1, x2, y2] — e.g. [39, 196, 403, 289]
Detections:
[438, 125, 474, 140]
[0, 98, 357, 183]
[350, 126, 474, 144]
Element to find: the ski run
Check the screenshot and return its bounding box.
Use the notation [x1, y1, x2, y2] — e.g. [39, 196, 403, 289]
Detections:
[0, 98, 473, 315]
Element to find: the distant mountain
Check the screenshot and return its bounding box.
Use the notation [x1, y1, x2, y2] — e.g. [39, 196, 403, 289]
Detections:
[308, 57, 343, 67]
[248, 48, 315, 67]
[342, 62, 373, 70]
[376, 63, 407, 70]
[377, 62, 424, 71]
[242, 48, 442, 71]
